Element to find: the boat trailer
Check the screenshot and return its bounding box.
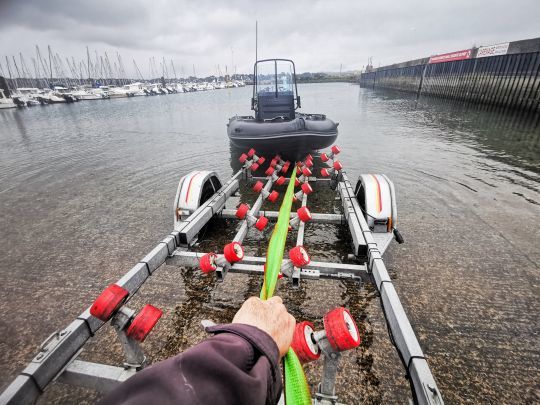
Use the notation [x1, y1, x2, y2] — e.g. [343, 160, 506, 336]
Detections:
[0, 146, 444, 404]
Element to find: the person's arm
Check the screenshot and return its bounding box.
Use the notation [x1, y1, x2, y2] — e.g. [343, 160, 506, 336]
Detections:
[99, 296, 295, 405]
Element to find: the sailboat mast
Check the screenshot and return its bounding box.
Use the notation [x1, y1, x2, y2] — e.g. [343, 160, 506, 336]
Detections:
[87, 46, 91, 81]
[48, 45, 53, 81]
[171, 60, 177, 81]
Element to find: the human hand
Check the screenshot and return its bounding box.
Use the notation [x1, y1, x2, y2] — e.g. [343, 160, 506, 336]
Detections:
[233, 296, 295, 357]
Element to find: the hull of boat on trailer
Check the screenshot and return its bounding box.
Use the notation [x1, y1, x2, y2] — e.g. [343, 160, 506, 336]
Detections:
[227, 115, 338, 157]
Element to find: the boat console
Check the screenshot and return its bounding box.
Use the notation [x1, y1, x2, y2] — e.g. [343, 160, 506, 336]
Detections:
[251, 59, 301, 121]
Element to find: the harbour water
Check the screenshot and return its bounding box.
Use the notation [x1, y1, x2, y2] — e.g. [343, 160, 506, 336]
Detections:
[0, 83, 538, 403]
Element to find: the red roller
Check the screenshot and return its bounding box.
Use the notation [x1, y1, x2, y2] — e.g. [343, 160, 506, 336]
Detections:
[252, 181, 264, 193]
[302, 167, 312, 177]
[305, 158, 313, 168]
[235, 203, 250, 219]
[90, 284, 129, 322]
[275, 176, 286, 186]
[294, 178, 301, 187]
[331, 145, 341, 155]
[297, 206, 312, 222]
[320, 168, 330, 177]
[250, 162, 260, 172]
[323, 307, 361, 351]
[247, 148, 256, 158]
[289, 246, 310, 267]
[126, 304, 163, 342]
[239, 153, 248, 164]
[255, 216, 269, 231]
[265, 167, 275, 177]
[223, 242, 244, 263]
[296, 166, 302, 175]
[301, 182, 313, 195]
[267, 190, 279, 203]
[291, 321, 320, 364]
[320, 153, 329, 162]
[199, 253, 218, 273]
[258, 156, 266, 165]
[281, 162, 290, 174]
[333, 160, 343, 171]
[306, 154, 313, 161]
[270, 158, 278, 167]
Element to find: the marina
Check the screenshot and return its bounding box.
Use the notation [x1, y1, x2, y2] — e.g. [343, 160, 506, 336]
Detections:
[0, 47, 247, 109]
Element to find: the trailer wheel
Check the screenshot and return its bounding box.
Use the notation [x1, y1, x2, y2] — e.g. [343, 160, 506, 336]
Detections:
[90, 284, 129, 322]
[126, 305, 163, 342]
[323, 307, 360, 351]
[291, 321, 320, 363]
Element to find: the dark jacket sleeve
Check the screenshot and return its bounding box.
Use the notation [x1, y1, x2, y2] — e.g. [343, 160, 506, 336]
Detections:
[99, 323, 282, 405]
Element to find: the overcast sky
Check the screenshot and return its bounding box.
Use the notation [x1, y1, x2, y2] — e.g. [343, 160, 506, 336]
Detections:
[0, 0, 539, 78]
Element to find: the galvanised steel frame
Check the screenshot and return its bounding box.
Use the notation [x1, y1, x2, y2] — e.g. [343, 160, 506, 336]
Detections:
[0, 162, 444, 405]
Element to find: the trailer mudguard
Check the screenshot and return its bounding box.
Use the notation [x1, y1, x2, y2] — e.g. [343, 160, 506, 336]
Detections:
[354, 174, 397, 232]
[173, 171, 222, 227]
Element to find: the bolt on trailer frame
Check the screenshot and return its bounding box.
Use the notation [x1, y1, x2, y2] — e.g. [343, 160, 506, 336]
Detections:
[0, 151, 444, 405]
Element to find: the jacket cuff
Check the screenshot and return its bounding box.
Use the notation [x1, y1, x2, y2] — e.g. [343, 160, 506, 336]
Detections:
[206, 323, 281, 395]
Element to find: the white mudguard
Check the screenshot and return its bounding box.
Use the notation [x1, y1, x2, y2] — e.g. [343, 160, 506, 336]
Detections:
[356, 174, 397, 233]
[173, 171, 222, 229]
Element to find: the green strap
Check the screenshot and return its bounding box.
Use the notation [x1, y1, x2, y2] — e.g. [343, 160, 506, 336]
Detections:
[259, 168, 312, 404]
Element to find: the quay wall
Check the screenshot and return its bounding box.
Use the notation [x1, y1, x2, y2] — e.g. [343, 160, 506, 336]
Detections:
[359, 37, 540, 113]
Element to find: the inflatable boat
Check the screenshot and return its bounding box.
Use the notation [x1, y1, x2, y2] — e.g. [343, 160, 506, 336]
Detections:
[227, 59, 338, 157]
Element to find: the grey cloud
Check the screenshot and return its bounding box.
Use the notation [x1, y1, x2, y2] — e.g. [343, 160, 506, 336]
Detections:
[0, 0, 539, 77]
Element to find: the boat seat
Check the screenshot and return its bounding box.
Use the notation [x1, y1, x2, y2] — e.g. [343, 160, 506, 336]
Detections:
[256, 94, 295, 121]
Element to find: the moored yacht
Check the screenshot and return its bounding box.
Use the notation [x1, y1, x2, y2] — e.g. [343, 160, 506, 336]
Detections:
[123, 82, 146, 96]
[53, 86, 78, 103]
[14, 88, 42, 106]
[0, 89, 16, 109]
[104, 85, 130, 98]
[72, 87, 105, 100]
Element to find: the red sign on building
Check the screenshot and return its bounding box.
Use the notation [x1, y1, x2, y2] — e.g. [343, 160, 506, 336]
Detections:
[429, 49, 472, 64]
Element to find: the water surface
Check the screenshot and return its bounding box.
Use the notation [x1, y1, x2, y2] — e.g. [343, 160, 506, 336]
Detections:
[0, 84, 538, 403]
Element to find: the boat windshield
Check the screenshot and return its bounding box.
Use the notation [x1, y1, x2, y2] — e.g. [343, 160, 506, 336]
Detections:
[252, 59, 300, 119]
[256, 60, 295, 97]
[277, 61, 294, 95]
[256, 61, 277, 95]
